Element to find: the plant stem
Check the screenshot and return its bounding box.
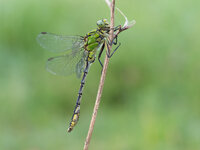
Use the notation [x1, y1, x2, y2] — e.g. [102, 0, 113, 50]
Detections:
[83, 1, 115, 150]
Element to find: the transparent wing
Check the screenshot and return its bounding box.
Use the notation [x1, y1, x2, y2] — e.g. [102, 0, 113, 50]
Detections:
[37, 32, 84, 53]
[75, 51, 87, 78]
[46, 48, 87, 77]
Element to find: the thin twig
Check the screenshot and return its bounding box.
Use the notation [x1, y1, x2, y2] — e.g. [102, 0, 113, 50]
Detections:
[83, 1, 115, 150]
[83, 0, 135, 149]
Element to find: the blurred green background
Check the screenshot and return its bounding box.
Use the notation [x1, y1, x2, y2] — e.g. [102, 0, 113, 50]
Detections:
[1, 0, 200, 149]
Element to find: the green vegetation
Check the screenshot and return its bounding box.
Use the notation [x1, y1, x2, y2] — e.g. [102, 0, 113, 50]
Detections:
[1, 0, 200, 149]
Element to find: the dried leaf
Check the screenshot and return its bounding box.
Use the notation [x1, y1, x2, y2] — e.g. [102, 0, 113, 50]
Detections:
[105, 0, 136, 28]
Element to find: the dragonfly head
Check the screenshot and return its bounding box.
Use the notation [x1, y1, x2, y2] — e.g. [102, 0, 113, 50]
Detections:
[97, 19, 110, 29]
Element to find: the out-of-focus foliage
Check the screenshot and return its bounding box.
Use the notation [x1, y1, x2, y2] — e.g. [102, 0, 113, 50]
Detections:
[0, 0, 200, 149]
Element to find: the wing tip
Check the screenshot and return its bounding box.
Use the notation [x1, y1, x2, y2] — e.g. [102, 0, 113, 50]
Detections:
[47, 57, 54, 61]
[41, 32, 47, 34]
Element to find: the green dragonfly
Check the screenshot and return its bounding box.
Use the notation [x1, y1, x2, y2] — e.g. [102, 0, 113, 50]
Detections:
[37, 19, 121, 132]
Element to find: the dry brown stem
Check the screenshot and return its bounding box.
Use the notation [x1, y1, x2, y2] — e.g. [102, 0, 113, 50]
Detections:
[83, 0, 133, 149]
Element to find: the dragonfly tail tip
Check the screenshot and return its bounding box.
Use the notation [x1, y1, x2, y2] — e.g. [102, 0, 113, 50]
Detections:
[67, 127, 73, 133]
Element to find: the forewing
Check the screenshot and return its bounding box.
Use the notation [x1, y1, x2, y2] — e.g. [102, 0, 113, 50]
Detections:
[37, 32, 84, 53]
[46, 49, 87, 77]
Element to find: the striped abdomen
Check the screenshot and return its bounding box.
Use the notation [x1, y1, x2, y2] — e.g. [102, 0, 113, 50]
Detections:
[67, 60, 90, 132]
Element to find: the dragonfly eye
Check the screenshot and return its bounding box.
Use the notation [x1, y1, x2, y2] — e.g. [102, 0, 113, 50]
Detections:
[97, 19, 109, 28]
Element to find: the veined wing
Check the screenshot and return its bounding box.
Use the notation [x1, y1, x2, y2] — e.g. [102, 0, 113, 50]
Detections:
[46, 48, 87, 77]
[37, 32, 84, 53]
[75, 51, 87, 78]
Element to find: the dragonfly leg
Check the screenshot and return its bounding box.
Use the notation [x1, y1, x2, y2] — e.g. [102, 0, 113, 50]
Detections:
[107, 34, 118, 46]
[113, 35, 118, 45]
[98, 43, 105, 69]
[108, 25, 121, 45]
[110, 25, 121, 32]
[106, 41, 121, 58]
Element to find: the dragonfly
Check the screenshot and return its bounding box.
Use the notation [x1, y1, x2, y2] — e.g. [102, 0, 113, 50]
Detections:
[37, 19, 121, 132]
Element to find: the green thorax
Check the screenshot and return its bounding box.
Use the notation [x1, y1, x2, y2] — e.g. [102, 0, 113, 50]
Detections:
[84, 28, 108, 62]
